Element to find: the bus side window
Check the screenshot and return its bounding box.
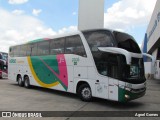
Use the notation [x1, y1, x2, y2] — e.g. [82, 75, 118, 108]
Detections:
[50, 38, 65, 55]
[65, 35, 86, 57]
[14, 46, 20, 57]
[19, 44, 28, 57]
[30, 43, 38, 56]
[37, 41, 49, 56]
[95, 53, 119, 78]
[9, 47, 13, 57]
[26, 44, 31, 56]
[19, 45, 23, 57]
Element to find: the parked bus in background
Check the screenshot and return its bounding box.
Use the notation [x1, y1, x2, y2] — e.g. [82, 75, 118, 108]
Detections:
[8, 29, 146, 102]
[0, 52, 8, 79]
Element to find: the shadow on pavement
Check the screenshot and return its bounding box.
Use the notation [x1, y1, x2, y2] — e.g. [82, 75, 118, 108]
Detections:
[11, 83, 79, 100]
[92, 97, 144, 110]
[11, 83, 145, 109]
[0, 78, 8, 80]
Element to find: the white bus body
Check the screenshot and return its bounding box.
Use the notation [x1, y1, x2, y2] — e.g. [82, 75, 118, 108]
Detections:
[8, 29, 146, 102]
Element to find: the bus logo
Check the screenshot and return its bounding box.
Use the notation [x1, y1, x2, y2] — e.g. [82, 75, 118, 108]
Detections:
[72, 58, 80, 65]
[9, 59, 16, 63]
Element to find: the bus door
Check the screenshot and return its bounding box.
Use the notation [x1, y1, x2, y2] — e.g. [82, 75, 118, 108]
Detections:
[94, 52, 120, 99]
[94, 55, 109, 99]
[108, 54, 124, 100]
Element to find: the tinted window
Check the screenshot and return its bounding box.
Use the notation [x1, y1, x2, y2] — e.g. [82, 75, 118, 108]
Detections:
[19, 44, 28, 57]
[9, 47, 14, 57]
[157, 47, 160, 60]
[0, 54, 2, 59]
[37, 41, 49, 56]
[94, 52, 119, 79]
[83, 30, 115, 51]
[30, 43, 37, 56]
[65, 35, 86, 57]
[26, 44, 31, 56]
[14, 46, 20, 57]
[114, 31, 141, 53]
[50, 38, 65, 55]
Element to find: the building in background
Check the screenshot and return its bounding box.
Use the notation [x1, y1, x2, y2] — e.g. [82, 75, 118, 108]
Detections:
[142, 0, 160, 79]
[78, 0, 104, 30]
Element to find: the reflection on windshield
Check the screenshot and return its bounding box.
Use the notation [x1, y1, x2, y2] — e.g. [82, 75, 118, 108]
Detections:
[114, 31, 141, 53]
[127, 58, 144, 79]
[130, 65, 139, 77]
[83, 30, 116, 51]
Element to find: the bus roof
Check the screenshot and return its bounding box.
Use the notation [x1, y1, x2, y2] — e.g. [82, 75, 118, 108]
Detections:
[9, 28, 132, 47]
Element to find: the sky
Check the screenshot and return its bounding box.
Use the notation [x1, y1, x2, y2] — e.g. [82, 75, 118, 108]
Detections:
[0, 0, 157, 52]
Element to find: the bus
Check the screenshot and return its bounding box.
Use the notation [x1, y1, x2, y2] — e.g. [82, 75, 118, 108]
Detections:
[0, 52, 8, 79]
[8, 29, 146, 102]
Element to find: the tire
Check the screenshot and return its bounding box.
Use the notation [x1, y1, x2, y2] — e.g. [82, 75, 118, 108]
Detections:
[17, 75, 23, 87]
[24, 76, 30, 88]
[78, 84, 92, 102]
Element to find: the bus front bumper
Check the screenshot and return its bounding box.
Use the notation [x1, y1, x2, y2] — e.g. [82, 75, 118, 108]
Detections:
[118, 87, 146, 102]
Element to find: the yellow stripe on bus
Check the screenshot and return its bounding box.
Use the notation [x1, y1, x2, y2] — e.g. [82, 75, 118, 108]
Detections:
[27, 56, 59, 88]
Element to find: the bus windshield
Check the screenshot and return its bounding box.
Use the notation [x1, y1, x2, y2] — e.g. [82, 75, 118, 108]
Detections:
[83, 30, 145, 84]
[83, 30, 116, 50]
[113, 31, 141, 53]
[126, 58, 145, 79]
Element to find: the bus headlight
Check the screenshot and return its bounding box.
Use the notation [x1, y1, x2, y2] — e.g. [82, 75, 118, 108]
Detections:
[125, 95, 130, 99]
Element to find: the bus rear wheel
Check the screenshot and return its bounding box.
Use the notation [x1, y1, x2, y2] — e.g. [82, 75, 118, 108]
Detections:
[17, 75, 23, 87]
[78, 84, 92, 102]
[24, 76, 30, 88]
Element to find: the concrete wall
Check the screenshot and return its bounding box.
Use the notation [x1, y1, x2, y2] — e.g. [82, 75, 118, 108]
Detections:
[78, 0, 104, 30]
[144, 62, 154, 79]
[152, 49, 158, 58]
[144, 62, 152, 74]
[147, 0, 160, 53]
[154, 60, 160, 79]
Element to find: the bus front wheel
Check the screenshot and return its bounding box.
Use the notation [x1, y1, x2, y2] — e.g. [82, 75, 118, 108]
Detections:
[78, 84, 92, 102]
[24, 76, 30, 88]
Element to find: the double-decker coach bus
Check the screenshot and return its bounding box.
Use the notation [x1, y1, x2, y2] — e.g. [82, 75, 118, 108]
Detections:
[8, 29, 146, 102]
[0, 52, 8, 79]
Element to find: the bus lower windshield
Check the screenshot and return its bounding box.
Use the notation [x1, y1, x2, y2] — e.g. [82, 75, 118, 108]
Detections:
[125, 58, 145, 83]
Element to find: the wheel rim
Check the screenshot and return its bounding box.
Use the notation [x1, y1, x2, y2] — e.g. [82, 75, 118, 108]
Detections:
[81, 88, 91, 99]
[25, 80, 28, 87]
[18, 77, 22, 85]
